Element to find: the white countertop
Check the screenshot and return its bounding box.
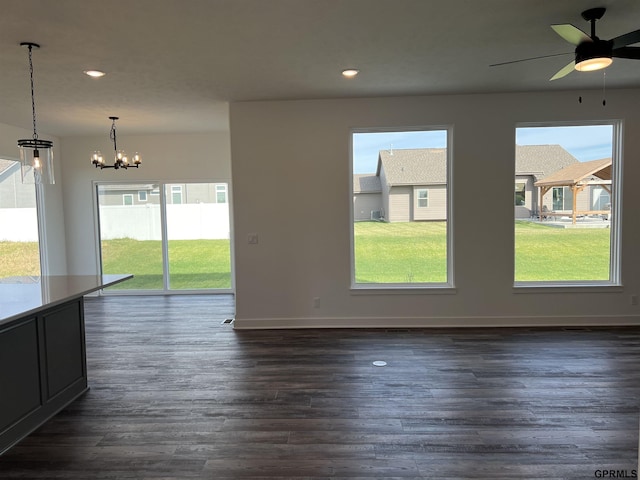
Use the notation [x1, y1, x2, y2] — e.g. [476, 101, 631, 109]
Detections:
[0, 274, 133, 325]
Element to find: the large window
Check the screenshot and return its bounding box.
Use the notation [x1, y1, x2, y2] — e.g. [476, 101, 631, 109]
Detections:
[514, 123, 619, 284]
[97, 182, 232, 292]
[0, 159, 41, 278]
[351, 128, 451, 287]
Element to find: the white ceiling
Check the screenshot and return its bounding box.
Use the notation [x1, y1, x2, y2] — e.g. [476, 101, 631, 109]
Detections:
[1, 0, 639, 136]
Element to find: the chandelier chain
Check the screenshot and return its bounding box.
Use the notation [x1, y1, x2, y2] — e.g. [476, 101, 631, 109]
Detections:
[110, 119, 118, 152]
[27, 44, 38, 141]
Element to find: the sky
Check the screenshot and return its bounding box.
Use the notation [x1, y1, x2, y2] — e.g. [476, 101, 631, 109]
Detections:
[352, 125, 613, 174]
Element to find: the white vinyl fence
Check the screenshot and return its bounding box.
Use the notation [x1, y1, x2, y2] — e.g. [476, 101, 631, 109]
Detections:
[0, 208, 38, 241]
[0, 204, 230, 242]
[99, 204, 230, 240]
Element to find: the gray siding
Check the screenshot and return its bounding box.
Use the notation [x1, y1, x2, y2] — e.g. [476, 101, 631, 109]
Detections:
[380, 168, 390, 223]
[541, 186, 594, 213]
[0, 164, 36, 208]
[412, 185, 446, 221]
[353, 193, 382, 221]
[515, 175, 536, 218]
[387, 186, 411, 222]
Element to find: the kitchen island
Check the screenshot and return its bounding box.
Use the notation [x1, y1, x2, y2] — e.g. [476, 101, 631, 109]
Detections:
[0, 274, 132, 454]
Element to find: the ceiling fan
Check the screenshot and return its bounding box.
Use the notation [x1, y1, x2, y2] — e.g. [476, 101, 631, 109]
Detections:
[491, 7, 640, 81]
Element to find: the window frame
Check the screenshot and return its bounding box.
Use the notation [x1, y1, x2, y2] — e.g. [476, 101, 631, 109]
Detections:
[138, 190, 148, 202]
[122, 194, 134, 206]
[349, 126, 455, 292]
[216, 184, 228, 204]
[94, 180, 235, 295]
[417, 188, 429, 208]
[514, 182, 526, 206]
[171, 185, 183, 204]
[514, 120, 622, 289]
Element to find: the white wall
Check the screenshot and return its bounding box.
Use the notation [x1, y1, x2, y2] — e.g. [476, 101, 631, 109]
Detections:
[60, 130, 232, 275]
[0, 122, 67, 275]
[229, 89, 640, 328]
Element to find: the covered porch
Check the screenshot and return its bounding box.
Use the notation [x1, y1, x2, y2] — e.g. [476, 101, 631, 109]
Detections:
[534, 158, 612, 225]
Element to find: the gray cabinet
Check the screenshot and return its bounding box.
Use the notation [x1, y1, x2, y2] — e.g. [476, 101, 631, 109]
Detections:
[0, 298, 87, 454]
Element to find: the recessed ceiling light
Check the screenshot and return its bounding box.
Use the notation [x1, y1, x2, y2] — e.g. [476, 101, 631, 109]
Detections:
[84, 70, 106, 78]
[341, 69, 359, 78]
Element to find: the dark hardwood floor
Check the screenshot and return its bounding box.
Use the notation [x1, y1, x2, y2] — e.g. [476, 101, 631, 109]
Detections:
[1, 295, 639, 479]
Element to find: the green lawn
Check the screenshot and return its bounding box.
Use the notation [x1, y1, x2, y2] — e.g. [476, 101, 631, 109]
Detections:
[101, 238, 232, 290]
[1, 222, 611, 286]
[513, 220, 610, 281]
[354, 221, 447, 283]
[354, 220, 611, 283]
[0, 241, 40, 277]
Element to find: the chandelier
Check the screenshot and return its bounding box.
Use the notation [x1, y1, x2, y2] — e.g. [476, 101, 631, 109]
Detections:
[91, 117, 142, 169]
[17, 42, 54, 185]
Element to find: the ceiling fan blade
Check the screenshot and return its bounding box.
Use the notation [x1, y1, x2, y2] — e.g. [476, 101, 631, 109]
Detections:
[612, 29, 640, 49]
[550, 60, 576, 81]
[489, 52, 571, 67]
[613, 46, 640, 59]
[551, 24, 591, 45]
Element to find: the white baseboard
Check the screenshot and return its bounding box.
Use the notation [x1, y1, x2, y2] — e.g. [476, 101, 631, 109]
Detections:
[232, 314, 640, 330]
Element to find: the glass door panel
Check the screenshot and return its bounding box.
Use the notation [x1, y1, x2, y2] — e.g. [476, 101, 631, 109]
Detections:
[97, 184, 164, 290]
[164, 183, 232, 290]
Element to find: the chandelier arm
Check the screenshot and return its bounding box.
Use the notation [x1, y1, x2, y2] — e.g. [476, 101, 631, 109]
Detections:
[92, 116, 140, 170]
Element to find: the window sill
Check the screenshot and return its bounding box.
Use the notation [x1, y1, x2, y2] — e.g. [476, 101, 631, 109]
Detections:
[513, 282, 623, 294]
[351, 284, 457, 295]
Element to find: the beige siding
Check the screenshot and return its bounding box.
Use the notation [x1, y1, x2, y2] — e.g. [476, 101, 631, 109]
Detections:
[540, 186, 596, 213]
[387, 186, 411, 222]
[380, 169, 390, 222]
[353, 193, 383, 221]
[515, 175, 535, 218]
[413, 185, 447, 220]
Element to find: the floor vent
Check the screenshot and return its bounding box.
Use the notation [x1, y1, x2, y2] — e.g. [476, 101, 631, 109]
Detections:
[561, 327, 592, 331]
[222, 318, 234, 325]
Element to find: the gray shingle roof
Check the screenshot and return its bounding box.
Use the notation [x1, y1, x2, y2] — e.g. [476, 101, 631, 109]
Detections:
[0, 159, 20, 180]
[353, 174, 381, 193]
[377, 148, 446, 185]
[365, 145, 579, 186]
[515, 144, 579, 179]
[0, 158, 18, 173]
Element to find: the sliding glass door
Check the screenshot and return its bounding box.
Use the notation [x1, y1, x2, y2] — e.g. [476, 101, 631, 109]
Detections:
[96, 181, 232, 293]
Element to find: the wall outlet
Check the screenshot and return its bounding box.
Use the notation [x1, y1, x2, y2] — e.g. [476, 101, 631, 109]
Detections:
[248, 233, 259, 245]
[313, 297, 320, 308]
[631, 295, 638, 306]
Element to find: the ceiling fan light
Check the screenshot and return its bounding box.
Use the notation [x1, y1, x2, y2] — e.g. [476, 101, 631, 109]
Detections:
[575, 56, 613, 71]
[574, 39, 613, 72]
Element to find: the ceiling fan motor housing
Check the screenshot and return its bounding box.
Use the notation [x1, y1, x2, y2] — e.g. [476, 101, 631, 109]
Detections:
[576, 38, 613, 64]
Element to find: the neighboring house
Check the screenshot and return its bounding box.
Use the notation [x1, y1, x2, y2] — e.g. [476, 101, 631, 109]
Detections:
[353, 174, 383, 221]
[353, 145, 600, 222]
[534, 157, 612, 223]
[354, 148, 447, 222]
[0, 158, 36, 208]
[514, 144, 584, 219]
[98, 183, 229, 206]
